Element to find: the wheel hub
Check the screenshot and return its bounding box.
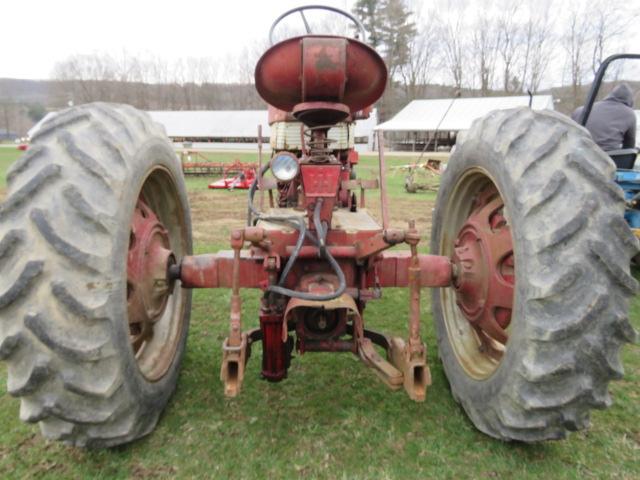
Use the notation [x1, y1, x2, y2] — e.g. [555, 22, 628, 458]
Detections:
[452, 185, 514, 348]
[127, 197, 176, 353]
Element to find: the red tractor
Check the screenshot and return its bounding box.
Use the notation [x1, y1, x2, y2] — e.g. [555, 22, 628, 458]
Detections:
[0, 6, 637, 447]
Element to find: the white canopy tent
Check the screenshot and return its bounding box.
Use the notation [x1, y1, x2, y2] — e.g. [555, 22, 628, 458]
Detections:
[148, 110, 378, 150]
[147, 110, 268, 141]
[376, 95, 555, 133]
[375, 95, 554, 152]
[28, 109, 378, 152]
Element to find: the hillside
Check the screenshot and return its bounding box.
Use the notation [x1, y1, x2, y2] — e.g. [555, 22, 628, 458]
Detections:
[1, 77, 639, 136]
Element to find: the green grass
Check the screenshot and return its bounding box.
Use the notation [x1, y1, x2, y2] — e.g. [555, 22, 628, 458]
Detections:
[0, 149, 638, 479]
[178, 150, 441, 200]
[0, 148, 20, 189]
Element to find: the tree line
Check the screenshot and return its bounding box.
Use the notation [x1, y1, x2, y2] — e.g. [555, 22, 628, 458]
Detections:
[1, 0, 638, 136]
[357, 0, 637, 118]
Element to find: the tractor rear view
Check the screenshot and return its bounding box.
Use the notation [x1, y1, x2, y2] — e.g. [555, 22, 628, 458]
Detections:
[0, 6, 637, 448]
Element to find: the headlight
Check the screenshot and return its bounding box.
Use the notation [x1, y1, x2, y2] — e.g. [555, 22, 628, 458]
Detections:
[271, 152, 299, 182]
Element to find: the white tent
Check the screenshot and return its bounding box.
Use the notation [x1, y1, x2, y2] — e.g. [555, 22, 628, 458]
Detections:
[636, 110, 640, 148]
[148, 109, 378, 140]
[147, 110, 269, 139]
[28, 108, 379, 152]
[149, 109, 378, 151]
[376, 95, 555, 132]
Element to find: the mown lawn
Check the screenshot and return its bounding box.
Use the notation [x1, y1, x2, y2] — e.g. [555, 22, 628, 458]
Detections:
[0, 147, 638, 479]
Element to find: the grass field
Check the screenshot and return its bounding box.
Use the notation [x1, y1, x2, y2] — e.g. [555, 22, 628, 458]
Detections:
[0, 147, 638, 479]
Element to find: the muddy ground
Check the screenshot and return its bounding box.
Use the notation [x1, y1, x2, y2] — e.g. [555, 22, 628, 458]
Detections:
[188, 189, 434, 248]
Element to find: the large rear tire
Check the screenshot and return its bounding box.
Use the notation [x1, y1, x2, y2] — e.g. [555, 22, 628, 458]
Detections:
[0, 103, 192, 447]
[431, 107, 639, 441]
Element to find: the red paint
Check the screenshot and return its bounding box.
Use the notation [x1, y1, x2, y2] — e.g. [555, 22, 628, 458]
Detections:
[268, 105, 295, 124]
[254, 35, 387, 116]
[293, 101, 350, 126]
[300, 164, 341, 197]
[208, 164, 256, 190]
[260, 309, 288, 381]
[179, 250, 452, 290]
[452, 185, 514, 344]
[127, 197, 175, 350]
[300, 163, 342, 225]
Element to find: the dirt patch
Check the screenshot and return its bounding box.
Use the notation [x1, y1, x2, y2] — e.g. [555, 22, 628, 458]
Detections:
[188, 190, 248, 247]
[363, 196, 435, 243]
[0, 180, 433, 248]
[187, 189, 434, 248]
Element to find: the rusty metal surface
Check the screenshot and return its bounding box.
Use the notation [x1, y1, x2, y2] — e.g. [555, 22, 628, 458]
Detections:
[300, 164, 342, 197]
[452, 183, 514, 350]
[259, 309, 289, 381]
[228, 230, 244, 347]
[166, 11, 464, 403]
[127, 197, 175, 353]
[293, 101, 351, 127]
[220, 333, 248, 397]
[179, 251, 453, 291]
[354, 230, 403, 260]
[388, 337, 431, 401]
[301, 37, 346, 101]
[375, 252, 452, 288]
[255, 35, 387, 115]
[195, 224, 445, 400]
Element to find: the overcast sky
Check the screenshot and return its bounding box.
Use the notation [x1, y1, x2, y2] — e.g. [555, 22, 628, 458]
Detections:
[0, 0, 352, 80]
[1, 0, 638, 85]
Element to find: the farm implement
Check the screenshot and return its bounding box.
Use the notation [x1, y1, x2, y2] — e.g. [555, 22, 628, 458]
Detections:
[395, 159, 442, 193]
[207, 162, 256, 190]
[0, 5, 637, 448]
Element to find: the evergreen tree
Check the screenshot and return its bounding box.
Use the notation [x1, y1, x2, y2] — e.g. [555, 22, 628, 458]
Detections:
[353, 0, 416, 77]
[352, 0, 382, 48]
[379, 0, 417, 77]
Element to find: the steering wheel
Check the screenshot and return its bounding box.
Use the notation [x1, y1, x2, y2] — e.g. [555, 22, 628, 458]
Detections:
[269, 5, 367, 45]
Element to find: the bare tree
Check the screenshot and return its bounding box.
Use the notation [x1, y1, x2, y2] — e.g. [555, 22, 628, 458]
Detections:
[561, 3, 592, 108]
[52, 54, 115, 103]
[589, 0, 639, 75]
[527, 20, 556, 92]
[437, 0, 468, 90]
[398, 8, 440, 100]
[0, 101, 30, 137]
[496, 0, 524, 92]
[519, 0, 556, 93]
[471, 11, 501, 95]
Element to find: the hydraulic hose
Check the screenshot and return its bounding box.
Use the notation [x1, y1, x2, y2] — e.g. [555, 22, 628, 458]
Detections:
[266, 201, 346, 301]
[247, 165, 347, 301]
[247, 166, 309, 286]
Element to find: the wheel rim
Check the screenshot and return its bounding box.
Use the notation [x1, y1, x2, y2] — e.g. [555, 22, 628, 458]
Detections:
[127, 167, 188, 381]
[439, 169, 515, 379]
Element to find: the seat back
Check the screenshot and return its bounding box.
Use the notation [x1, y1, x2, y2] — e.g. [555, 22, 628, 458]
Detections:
[607, 148, 638, 170]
